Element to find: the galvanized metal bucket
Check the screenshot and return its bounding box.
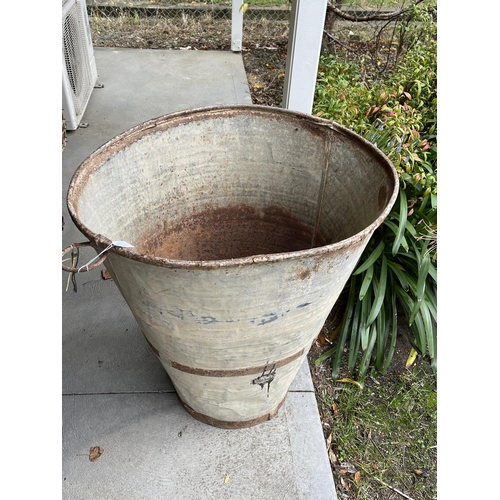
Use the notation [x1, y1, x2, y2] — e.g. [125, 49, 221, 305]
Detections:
[65, 105, 399, 428]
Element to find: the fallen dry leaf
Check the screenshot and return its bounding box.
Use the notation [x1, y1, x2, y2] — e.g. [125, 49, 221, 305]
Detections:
[326, 432, 333, 449]
[101, 269, 112, 280]
[318, 323, 342, 345]
[406, 347, 418, 368]
[411, 468, 429, 477]
[328, 449, 338, 465]
[332, 402, 341, 418]
[354, 471, 361, 484]
[326, 432, 337, 464]
[340, 477, 350, 490]
[223, 473, 229, 484]
[337, 378, 363, 390]
[89, 446, 104, 462]
[317, 330, 330, 346]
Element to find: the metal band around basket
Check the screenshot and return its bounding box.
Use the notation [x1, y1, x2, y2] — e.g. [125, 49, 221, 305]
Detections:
[169, 348, 305, 377]
[142, 332, 304, 378]
[177, 393, 287, 429]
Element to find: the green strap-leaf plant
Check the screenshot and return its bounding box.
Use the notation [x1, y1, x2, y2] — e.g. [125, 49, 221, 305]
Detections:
[313, 4, 437, 382]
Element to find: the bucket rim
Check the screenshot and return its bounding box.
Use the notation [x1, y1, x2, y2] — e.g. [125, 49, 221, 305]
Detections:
[67, 104, 400, 270]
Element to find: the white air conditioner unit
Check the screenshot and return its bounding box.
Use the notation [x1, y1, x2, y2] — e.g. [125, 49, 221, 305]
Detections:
[62, 0, 98, 130]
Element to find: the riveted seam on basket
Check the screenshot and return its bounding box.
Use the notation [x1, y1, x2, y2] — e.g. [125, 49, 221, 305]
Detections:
[311, 133, 332, 249]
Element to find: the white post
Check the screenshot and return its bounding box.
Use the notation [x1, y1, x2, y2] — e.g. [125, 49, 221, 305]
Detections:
[232, 0, 244, 52]
[282, 0, 328, 114]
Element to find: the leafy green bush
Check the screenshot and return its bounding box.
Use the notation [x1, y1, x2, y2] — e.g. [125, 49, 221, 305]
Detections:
[313, 10, 437, 382]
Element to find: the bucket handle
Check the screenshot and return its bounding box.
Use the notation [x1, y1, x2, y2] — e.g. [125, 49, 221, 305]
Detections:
[62, 242, 108, 273]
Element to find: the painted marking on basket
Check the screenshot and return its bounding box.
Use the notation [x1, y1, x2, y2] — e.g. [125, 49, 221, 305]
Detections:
[252, 364, 277, 397]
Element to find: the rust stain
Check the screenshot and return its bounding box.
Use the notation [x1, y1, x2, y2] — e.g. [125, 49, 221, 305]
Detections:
[137, 204, 328, 261]
[296, 268, 311, 281]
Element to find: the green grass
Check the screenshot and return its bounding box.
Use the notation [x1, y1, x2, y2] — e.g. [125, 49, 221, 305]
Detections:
[321, 364, 437, 499]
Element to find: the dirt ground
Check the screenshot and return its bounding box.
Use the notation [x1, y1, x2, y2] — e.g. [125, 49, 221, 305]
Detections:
[241, 39, 289, 107]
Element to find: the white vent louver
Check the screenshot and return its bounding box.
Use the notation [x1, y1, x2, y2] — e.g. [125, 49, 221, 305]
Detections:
[62, 0, 97, 130]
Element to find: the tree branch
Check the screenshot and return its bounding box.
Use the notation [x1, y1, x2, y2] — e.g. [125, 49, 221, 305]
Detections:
[327, 0, 425, 22]
[323, 30, 355, 52]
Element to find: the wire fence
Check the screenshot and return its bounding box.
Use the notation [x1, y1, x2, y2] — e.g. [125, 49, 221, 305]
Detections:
[87, 0, 292, 51]
[87, 1, 291, 20]
[86, 1, 422, 53]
